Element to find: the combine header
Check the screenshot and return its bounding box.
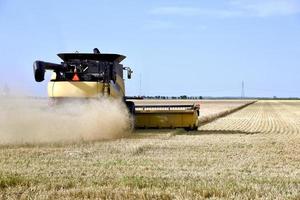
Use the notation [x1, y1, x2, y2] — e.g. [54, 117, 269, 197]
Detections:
[135, 104, 199, 130]
[33, 48, 200, 130]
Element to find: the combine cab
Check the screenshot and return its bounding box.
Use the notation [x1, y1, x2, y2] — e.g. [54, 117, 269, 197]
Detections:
[33, 48, 200, 130]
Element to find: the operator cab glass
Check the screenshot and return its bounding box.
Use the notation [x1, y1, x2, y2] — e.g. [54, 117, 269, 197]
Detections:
[33, 48, 132, 83]
[52, 53, 125, 82]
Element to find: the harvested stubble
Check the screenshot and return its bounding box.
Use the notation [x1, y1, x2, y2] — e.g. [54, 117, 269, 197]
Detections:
[0, 100, 299, 199]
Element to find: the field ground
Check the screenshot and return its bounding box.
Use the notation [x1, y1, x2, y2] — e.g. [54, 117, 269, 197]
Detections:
[0, 100, 300, 199]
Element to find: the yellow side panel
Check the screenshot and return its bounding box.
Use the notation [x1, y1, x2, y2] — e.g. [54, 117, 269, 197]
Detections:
[115, 75, 125, 95]
[107, 74, 125, 98]
[48, 82, 102, 98]
[110, 85, 122, 98]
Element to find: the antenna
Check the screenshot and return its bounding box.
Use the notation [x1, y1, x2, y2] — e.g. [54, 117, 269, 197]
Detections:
[241, 81, 245, 98]
[139, 73, 142, 96]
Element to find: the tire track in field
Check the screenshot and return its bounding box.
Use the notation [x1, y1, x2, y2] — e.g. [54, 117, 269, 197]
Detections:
[199, 101, 300, 136]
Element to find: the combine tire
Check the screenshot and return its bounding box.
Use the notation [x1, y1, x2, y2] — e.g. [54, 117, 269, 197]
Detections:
[125, 101, 135, 115]
[184, 126, 198, 131]
[125, 101, 136, 130]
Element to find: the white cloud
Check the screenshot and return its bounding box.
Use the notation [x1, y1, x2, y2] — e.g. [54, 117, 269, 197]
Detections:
[150, 6, 244, 18]
[142, 19, 207, 31]
[150, 7, 202, 16]
[150, 0, 300, 18]
[231, 0, 300, 17]
[142, 20, 176, 30]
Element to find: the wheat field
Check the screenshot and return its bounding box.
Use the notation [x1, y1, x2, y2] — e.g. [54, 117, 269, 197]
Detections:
[0, 100, 299, 199]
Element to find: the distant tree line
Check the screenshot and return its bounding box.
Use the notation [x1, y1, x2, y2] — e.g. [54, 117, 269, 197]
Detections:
[133, 95, 203, 99]
[131, 95, 300, 100]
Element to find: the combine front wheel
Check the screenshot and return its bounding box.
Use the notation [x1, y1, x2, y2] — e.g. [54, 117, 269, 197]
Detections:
[125, 101, 136, 131]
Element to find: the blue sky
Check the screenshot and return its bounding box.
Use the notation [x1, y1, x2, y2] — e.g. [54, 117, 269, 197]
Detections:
[0, 0, 299, 97]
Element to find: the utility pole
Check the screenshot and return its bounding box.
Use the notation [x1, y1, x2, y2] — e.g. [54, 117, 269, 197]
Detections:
[241, 81, 245, 99]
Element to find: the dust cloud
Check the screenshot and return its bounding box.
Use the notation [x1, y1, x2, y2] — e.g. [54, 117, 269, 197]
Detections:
[0, 96, 132, 145]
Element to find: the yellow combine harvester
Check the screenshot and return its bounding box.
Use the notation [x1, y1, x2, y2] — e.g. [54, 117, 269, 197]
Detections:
[33, 48, 199, 130]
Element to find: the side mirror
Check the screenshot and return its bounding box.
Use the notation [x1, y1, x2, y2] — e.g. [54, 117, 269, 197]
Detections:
[127, 68, 133, 79]
[123, 67, 133, 79]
